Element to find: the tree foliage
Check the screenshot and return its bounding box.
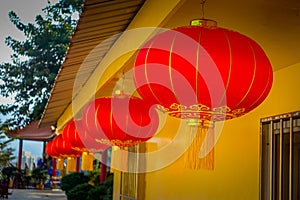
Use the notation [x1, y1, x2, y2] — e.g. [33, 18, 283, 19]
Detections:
[0, 0, 84, 129]
[0, 126, 15, 168]
[0, 119, 15, 180]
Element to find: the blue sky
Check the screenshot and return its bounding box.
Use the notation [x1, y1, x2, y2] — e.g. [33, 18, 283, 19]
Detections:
[0, 0, 57, 160]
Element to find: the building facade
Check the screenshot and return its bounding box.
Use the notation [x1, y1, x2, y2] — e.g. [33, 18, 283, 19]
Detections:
[39, 0, 300, 199]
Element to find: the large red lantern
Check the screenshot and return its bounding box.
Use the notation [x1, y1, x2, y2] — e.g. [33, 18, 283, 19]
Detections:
[82, 95, 159, 147]
[133, 19, 273, 169]
[134, 19, 272, 121]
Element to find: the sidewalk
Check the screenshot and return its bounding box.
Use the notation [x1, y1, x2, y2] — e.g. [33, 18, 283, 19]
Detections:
[8, 189, 67, 200]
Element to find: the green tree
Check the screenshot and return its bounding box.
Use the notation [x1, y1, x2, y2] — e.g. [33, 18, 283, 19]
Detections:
[0, 132, 14, 166]
[0, 125, 15, 179]
[0, 0, 84, 129]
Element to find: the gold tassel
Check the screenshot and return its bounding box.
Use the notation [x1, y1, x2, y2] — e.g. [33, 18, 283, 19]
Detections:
[56, 158, 64, 170]
[67, 157, 77, 172]
[110, 146, 118, 173]
[81, 152, 94, 171]
[184, 120, 214, 170]
[110, 146, 128, 172]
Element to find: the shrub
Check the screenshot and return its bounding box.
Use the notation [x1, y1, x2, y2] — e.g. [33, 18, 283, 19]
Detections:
[61, 172, 89, 193]
[87, 174, 113, 200]
[67, 183, 94, 200]
[86, 169, 100, 186]
[2, 166, 19, 181]
[87, 184, 107, 200]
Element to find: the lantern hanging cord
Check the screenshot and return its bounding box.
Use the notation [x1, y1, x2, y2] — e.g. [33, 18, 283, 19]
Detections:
[201, 0, 206, 19]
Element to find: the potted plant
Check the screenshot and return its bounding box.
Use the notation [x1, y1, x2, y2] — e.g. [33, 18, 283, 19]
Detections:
[31, 167, 48, 189]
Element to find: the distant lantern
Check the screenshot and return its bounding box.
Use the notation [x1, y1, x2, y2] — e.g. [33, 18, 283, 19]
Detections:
[133, 19, 273, 170]
[82, 95, 159, 147]
[46, 139, 64, 170]
[45, 140, 59, 158]
[52, 134, 81, 172]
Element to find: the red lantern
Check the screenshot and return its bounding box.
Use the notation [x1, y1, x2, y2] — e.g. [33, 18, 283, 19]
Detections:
[82, 95, 159, 147]
[62, 120, 84, 151]
[46, 139, 64, 170]
[53, 134, 81, 172]
[133, 19, 273, 170]
[53, 134, 80, 157]
[62, 119, 109, 171]
[134, 19, 273, 122]
[46, 140, 59, 158]
[62, 120, 108, 153]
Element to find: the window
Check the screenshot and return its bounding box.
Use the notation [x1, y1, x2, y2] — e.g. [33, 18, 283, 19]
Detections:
[260, 111, 300, 200]
[119, 144, 146, 200]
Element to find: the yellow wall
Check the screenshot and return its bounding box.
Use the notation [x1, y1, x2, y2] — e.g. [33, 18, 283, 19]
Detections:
[53, 0, 300, 198]
[144, 63, 300, 200]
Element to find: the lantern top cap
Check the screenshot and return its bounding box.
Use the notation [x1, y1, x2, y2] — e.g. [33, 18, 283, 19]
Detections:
[190, 19, 217, 29]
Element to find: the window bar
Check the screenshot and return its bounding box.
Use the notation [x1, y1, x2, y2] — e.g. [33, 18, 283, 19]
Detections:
[289, 117, 293, 200]
[259, 122, 262, 200]
[120, 171, 123, 200]
[135, 145, 139, 199]
[270, 121, 273, 200]
[119, 194, 138, 200]
[279, 119, 283, 200]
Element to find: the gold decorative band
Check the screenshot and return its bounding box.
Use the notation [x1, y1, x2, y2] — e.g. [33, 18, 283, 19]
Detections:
[157, 103, 246, 121]
[95, 138, 143, 147]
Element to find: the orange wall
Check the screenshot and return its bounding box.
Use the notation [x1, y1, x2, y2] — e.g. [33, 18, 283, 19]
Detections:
[144, 63, 300, 200]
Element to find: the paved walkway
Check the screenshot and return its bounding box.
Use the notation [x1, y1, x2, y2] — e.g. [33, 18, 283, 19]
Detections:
[7, 189, 67, 200]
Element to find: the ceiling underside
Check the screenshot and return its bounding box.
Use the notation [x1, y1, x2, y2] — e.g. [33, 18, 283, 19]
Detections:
[39, 0, 145, 127]
[39, 0, 300, 128]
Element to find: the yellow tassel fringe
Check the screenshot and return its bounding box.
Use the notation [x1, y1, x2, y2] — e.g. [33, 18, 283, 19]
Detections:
[184, 125, 214, 170]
